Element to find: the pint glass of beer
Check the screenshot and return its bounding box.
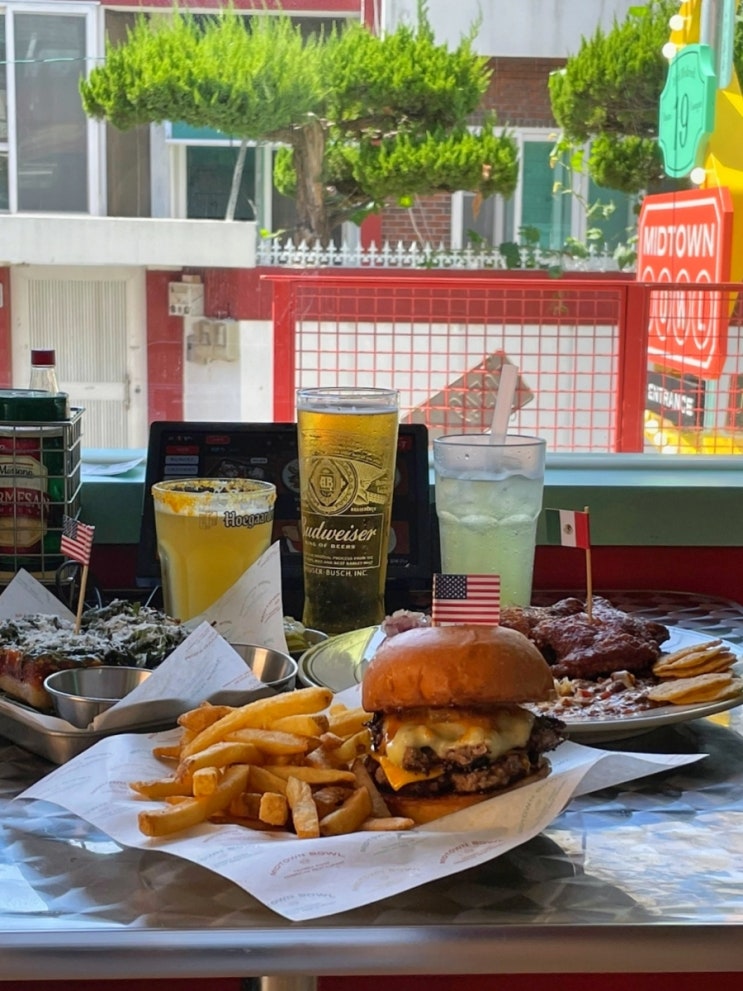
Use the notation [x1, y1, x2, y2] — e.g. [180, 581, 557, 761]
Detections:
[152, 477, 276, 621]
[297, 387, 400, 636]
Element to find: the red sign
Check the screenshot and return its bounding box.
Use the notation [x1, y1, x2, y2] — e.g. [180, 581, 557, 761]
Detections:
[637, 187, 734, 379]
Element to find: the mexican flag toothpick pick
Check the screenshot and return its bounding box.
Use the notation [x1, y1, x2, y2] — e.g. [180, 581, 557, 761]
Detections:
[544, 506, 593, 619]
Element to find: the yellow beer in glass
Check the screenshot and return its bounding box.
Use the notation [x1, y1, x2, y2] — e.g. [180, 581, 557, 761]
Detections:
[152, 478, 276, 621]
[297, 387, 399, 636]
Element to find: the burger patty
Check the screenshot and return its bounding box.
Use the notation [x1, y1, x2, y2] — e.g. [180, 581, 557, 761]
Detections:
[368, 712, 564, 797]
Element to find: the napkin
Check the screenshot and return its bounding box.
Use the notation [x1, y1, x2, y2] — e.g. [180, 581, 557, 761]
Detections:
[16, 724, 705, 921]
[0, 542, 288, 733]
[182, 541, 289, 654]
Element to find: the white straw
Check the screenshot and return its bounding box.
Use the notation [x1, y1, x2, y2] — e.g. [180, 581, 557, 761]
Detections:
[490, 363, 518, 443]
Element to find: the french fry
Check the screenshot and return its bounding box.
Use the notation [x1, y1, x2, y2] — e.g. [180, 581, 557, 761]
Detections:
[150, 744, 183, 762]
[312, 784, 353, 818]
[248, 764, 290, 796]
[272, 713, 329, 737]
[359, 816, 415, 831]
[351, 758, 390, 818]
[177, 702, 234, 733]
[328, 706, 369, 738]
[130, 776, 194, 799]
[264, 753, 296, 766]
[179, 687, 333, 759]
[138, 764, 251, 837]
[192, 766, 220, 797]
[259, 791, 290, 827]
[229, 791, 263, 819]
[133, 689, 418, 840]
[286, 776, 320, 839]
[304, 747, 336, 769]
[319, 786, 373, 836]
[176, 741, 263, 780]
[317, 732, 345, 751]
[262, 765, 357, 785]
[224, 727, 315, 756]
[329, 728, 372, 765]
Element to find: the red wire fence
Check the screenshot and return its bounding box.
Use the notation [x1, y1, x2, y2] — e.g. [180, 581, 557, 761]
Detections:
[267, 273, 743, 454]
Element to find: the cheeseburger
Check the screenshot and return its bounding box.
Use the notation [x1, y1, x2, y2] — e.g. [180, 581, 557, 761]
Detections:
[362, 624, 564, 824]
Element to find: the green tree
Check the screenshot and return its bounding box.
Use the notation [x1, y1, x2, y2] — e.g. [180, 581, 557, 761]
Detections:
[548, 0, 743, 196]
[549, 0, 680, 196]
[80, 5, 517, 243]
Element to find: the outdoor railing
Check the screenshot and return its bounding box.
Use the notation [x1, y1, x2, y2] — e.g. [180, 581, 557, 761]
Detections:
[264, 271, 743, 455]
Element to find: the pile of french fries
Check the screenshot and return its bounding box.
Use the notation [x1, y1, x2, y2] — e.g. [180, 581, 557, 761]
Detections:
[130, 686, 414, 839]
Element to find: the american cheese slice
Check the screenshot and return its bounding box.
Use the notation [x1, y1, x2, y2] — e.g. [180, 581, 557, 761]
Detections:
[375, 754, 444, 791]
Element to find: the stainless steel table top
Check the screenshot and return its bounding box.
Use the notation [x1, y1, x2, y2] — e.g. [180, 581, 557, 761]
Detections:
[2, 590, 743, 981]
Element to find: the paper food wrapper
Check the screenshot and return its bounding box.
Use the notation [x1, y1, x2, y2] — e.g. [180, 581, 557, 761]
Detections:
[0, 544, 289, 733]
[16, 683, 705, 921]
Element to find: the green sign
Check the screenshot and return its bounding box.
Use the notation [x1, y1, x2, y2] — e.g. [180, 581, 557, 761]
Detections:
[659, 43, 717, 178]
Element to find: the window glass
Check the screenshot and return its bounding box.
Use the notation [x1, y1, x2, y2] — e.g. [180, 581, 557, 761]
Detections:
[186, 146, 257, 221]
[521, 141, 571, 249]
[586, 177, 635, 253]
[15, 13, 88, 212]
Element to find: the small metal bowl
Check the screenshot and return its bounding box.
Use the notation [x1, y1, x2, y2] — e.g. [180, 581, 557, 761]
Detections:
[288, 628, 329, 661]
[44, 666, 152, 729]
[229, 643, 298, 692]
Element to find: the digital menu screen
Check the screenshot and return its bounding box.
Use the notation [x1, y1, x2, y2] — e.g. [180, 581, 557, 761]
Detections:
[136, 421, 433, 595]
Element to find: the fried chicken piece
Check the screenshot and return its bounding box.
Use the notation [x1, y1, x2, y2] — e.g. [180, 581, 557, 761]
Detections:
[501, 596, 670, 680]
[500, 597, 585, 638]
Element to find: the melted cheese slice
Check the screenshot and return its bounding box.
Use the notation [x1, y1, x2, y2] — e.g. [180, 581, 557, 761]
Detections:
[379, 707, 535, 789]
[375, 755, 445, 791]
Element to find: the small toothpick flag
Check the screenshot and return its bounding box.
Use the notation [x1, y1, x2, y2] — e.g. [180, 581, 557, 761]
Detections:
[431, 573, 501, 626]
[544, 508, 591, 549]
[544, 507, 594, 620]
[60, 515, 96, 632]
[60, 515, 95, 566]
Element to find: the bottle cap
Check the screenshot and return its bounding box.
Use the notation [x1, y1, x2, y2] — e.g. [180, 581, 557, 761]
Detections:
[31, 349, 56, 366]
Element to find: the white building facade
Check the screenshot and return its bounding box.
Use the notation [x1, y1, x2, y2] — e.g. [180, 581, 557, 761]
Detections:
[0, 0, 644, 445]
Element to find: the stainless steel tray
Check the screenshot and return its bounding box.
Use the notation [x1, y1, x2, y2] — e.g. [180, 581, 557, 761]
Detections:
[0, 685, 274, 765]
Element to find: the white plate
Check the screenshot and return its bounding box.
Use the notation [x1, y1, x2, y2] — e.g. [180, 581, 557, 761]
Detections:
[298, 624, 743, 743]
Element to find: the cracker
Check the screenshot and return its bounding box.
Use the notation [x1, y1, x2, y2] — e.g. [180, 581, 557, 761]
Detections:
[659, 639, 722, 662]
[652, 641, 736, 677]
[653, 654, 736, 678]
[648, 672, 741, 705]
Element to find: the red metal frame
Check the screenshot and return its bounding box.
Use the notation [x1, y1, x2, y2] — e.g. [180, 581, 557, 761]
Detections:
[265, 273, 647, 452]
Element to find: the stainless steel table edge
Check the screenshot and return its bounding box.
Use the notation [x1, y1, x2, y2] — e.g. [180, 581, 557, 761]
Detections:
[0, 925, 740, 980]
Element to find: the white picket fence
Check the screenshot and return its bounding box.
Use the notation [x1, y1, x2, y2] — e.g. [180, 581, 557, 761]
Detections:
[256, 238, 627, 272]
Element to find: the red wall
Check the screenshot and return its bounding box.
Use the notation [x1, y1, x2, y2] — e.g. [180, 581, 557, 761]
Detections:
[91, 542, 743, 606]
[146, 270, 186, 422]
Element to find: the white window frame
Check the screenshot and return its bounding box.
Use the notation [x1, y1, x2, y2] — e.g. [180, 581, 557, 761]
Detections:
[452, 127, 595, 251]
[165, 133, 360, 248]
[1, 0, 104, 215]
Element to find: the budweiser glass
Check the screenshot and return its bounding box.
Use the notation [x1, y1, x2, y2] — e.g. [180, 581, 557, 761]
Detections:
[433, 434, 546, 608]
[297, 387, 399, 636]
[152, 478, 276, 621]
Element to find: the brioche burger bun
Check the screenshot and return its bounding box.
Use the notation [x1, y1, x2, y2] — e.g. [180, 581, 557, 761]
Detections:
[361, 624, 564, 824]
